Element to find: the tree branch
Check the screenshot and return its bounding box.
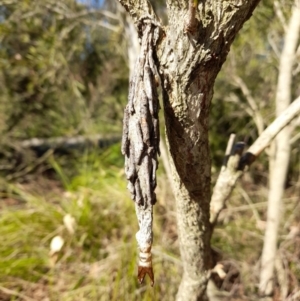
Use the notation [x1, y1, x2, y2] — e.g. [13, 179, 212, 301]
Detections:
[267, 32, 281, 58]
[232, 75, 265, 135]
[274, 0, 288, 31]
[210, 95, 300, 225]
[247, 95, 300, 157]
[259, 4, 300, 294]
[210, 138, 245, 225]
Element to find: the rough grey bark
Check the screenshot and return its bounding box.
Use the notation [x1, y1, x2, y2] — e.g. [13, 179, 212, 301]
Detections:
[259, 2, 300, 296]
[158, 2, 261, 300]
[119, 0, 261, 299]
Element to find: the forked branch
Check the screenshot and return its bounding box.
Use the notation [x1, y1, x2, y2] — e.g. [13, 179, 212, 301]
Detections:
[210, 95, 300, 225]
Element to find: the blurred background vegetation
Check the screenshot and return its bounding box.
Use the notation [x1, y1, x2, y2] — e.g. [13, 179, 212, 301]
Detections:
[0, 0, 299, 300]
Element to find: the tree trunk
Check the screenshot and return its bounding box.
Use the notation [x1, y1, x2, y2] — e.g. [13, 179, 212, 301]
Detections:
[158, 2, 261, 299]
[259, 2, 300, 296]
[118, 0, 261, 300]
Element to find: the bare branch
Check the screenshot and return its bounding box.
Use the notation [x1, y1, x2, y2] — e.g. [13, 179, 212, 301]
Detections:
[223, 133, 236, 168]
[225, 93, 255, 118]
[274, 0, 288, 31]
[290, 131, 300, 144]
[45, 4, 119, 21]
[18, 134, 119, 149]
[238, 186, 261, 223]
[210, 95, 300, 225]
[82, 20, 120, 32]
[97, 10, 120, 21]
[228, 51, 265, 134]
[210, 139, 245, 225]
[259, 3, 300, 294]
[267, 32, 281, 58]
[276, 0, 300, 114]
[248, 95, 300, 157]
[232, 75, 265, 135]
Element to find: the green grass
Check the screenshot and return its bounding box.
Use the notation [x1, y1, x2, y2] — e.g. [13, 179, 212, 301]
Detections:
[0, 145, 181, 301]
[1, 145, 300, 300]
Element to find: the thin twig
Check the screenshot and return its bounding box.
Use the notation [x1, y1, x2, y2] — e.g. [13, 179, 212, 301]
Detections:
[274, 1, 288, 31]
[247, 95, 300, 157]
[267, 32, 281, 58]
[238, 186, 261, 223]
[232, 75, 265, 135]
[290, 131, 300, 144]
